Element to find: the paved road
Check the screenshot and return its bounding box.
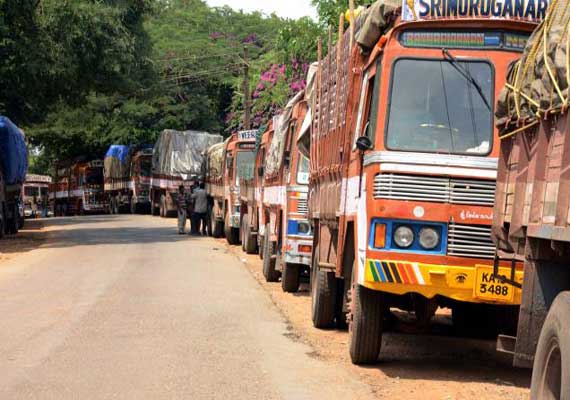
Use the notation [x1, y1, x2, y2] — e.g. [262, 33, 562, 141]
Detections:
[0, 215, 376, 399]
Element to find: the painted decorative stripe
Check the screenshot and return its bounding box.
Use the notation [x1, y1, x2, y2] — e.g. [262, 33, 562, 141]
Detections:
[388, 262, 402, 284]
[366, 259, 426, 285]
[381, 262, 394, 283]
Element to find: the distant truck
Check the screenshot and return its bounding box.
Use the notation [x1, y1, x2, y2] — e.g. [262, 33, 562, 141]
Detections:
[51, 160, 107, 216]
[22, 174, 52, 218]
[151, 130, 222, 217]
[0, 116, 28, 236]
[493, 4, 570, 397]
[206, 130, 256, 244]
[104, 145, 152, 214]
[256, 92, 313, 293]
[239, 124, 274, 254]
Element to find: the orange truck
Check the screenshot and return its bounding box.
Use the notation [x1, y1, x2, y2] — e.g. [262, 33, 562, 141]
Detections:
[239, 123, 274, 255]
[50, 160, 107, 216]
[206, 130, 257, 244]
[308, 0, 545, 364]
[492, 2, 568, 397]
[257, 92, 314, 292]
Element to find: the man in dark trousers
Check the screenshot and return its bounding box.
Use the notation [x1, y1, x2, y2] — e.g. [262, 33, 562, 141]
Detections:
[190, 182, 208, 235]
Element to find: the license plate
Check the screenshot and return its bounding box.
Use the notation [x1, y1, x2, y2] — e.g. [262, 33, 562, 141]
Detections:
[474, 267, 515, 303]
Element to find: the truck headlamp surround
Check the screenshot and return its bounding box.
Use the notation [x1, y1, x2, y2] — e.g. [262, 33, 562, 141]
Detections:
[418, 227, 440, 250]
[393, 225, 414, 248]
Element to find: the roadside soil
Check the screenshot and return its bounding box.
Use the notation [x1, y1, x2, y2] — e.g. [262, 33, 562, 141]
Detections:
[0, 219, 46, 263]
[225, 240, 532, 400]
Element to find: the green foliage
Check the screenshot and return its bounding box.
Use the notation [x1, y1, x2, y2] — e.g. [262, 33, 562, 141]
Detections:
[1, 0, 325, 170]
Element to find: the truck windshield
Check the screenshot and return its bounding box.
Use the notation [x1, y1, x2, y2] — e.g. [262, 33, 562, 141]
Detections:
[85, 168, 103, 185]
[235, 150, 255, 185]
[297, 154, 309, 184]
[24, 186, 39, 197]
[140, 159, 151, 177]
[386, 59, 493, 155]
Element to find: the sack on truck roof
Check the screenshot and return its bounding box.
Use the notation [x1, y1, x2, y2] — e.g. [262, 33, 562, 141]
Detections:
[496, 0, 570, 135]
[355, 0, 401, 53]
[0, 116, 28, 186]
[153, 130, 223, 180]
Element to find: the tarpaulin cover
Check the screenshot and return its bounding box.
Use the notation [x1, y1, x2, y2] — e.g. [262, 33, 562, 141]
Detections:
[104, 145, 132, 179]
[205, 141, 226, 180]
[297, 62, 318, 159]
[496, 1, 569, 134]
[153, 130, 223, 179]
[265, 90, 305, 177]
[0, 116, 28, 185]
[355, 0, 400, 53]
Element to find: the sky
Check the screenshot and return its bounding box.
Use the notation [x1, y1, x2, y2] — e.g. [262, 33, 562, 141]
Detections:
[205, 0, 318, 20]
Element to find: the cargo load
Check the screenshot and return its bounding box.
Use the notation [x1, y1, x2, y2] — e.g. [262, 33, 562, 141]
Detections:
[153, 130, 223, 179]
[496, 0, 570, 133]
[104, 145, 132, 179]
[355, 0, 400, 52]
[0, 116, 28, 185]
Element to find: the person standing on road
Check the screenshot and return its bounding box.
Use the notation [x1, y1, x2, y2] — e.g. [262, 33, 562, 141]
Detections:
[176, 185, 188, 234]
[190, 182, 208, 235]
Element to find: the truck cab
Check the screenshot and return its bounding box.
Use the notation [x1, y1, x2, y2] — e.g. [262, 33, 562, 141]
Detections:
[309, 0, 542, 364]
[130, 148, 152, 213]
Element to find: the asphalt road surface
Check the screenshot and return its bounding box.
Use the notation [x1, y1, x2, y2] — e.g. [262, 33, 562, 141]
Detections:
[0, 215, 376, 400]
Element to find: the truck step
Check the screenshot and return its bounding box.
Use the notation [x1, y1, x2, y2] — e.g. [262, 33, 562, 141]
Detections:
[496, 334, 516, 355]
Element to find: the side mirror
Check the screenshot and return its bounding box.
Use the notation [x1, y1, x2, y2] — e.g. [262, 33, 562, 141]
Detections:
[356, 136, 373, 152]
[257, 166, 264, 177]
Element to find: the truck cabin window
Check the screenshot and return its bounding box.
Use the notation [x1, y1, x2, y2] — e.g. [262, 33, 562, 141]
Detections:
[85, 168, 103, 185]
[235, 151, 255, 185]
[386, 59, 493, 155]
[140, 159, 152, 177]
[297, 154, 309, 184]
[25, 186, 39, 197]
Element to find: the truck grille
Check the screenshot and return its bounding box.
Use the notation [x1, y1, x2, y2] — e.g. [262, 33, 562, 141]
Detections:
[297, 198, 308, 215]
[373, 173, 496, 206]
[447, 223, 495, 259]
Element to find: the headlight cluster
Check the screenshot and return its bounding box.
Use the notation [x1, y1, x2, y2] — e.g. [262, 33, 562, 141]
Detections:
[393, 225, 440, 250]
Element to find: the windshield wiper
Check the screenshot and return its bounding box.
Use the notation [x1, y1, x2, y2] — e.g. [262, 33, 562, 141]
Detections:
[442, 48, 491, 111]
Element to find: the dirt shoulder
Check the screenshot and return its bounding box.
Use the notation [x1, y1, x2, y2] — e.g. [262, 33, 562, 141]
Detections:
[0, 219, 46, 263]
[223, 240, 531, 400]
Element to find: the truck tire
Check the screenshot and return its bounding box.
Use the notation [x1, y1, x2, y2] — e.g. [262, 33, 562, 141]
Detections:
[262, 226, 279, 282]
[530, 291, 570, 400]
[259, 235, 264, 259]
[282, 263, 300, 293]
[0, 203, 5, 238]
[160, 195, 166, 218]
[225, 226, 239, 245]
[244, 219, 257, 254]
[349, 284, 384, 364]
[151, 199, 159, 216]
[240, 217, 246, 251]
[311, 244, 337, 328]
[211, 212, 223, 238]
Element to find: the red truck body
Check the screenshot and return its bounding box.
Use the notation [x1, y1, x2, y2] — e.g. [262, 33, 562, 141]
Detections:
[50, 160, 107, 215]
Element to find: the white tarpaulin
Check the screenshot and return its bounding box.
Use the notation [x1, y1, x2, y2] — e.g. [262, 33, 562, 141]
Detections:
[265, 90, 305, 177]
[153, 130, 223, 179]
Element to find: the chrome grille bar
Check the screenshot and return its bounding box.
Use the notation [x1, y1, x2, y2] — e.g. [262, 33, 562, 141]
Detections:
[448, 223, 494, 259]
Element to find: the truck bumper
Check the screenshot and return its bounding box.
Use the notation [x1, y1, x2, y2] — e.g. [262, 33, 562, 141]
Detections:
[363, 259, 524, 305]
[284, 237, 313, 266]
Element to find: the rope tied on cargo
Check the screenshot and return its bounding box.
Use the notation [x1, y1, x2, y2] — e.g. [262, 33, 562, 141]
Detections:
[498, 0, 570, 139]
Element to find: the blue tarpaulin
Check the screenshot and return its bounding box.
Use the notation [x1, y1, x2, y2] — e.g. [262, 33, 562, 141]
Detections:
[0, 116, 28, 185]
[105, 145, 131, 164]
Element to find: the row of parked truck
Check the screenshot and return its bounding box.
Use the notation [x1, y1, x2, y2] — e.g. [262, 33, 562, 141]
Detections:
[15, 0, 567, 396]
[197, 1, 568, 398]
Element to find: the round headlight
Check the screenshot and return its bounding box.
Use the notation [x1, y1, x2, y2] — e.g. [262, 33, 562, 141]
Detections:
[298, 222, 310, 234]
[419, 227, 440, 250]
[393, 226, 414, 248]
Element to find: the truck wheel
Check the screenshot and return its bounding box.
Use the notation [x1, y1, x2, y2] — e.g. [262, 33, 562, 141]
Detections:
[259, 235, 264, 259]
[531, 291, 570, 400]
[262, 226, 279, 282]
[244, 219, 257, 254]
[151, 199, 159, 216]
[311, 244, 337, 328]
[349, 284, 384, 364]
[240, 218, 246, 251]
[226, 228, 239, 245]
[159, 195, 166, 218]
[282, 263, 300, 293]
[211, 212, 223, 238]
[0, 203, 5, 238]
